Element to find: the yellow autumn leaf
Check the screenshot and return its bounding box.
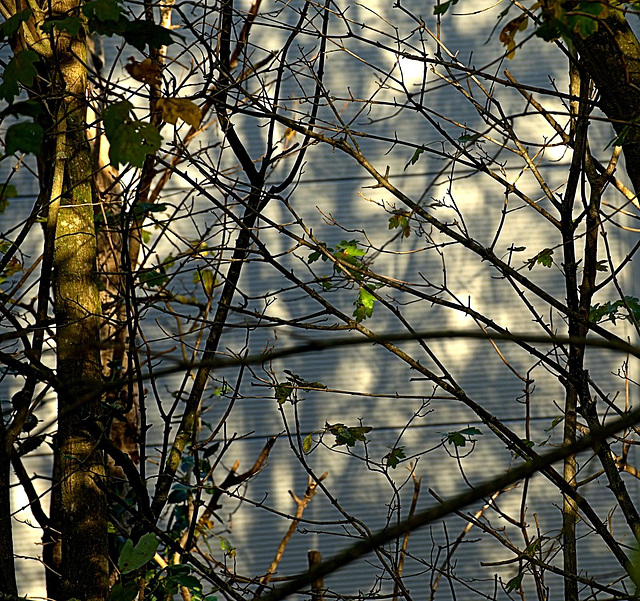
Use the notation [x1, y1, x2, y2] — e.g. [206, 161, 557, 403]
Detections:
[157, 98, 202, 129]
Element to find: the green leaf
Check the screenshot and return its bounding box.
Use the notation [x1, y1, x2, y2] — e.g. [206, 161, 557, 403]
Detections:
[0, 50, 40, 102]
[40, 16, 84, 36]
[167, 487, 189, 504]
[383, 446, 406, 469]
[193, 268, 216, 296]
[505, 571, 524, 593]
[0, 184, 17, 214]
[458, 427, 482, 437]
[123, 20, 176, 51]
[104, 101, 162, 167]
[433, 0, 459, 15]
[133, 201, 167, 216]
[545, 415, 564, 432]
[111, 120, 161, 167]
[283, 370, 327, 390]
[219, 537, 235, 557]
[275, 383, 293, 404]
[5, 121, 43, 155]
[82, 0, 122, 22]
[117, 533, 158, 574]
[1, 100, 43, 118]
[336, 240, 366, 257]
[139, 268, 168, 288]
[445, 427, 482, 447]
[354, 286, 376, 322]
[108, 582, 138, 601]
[103, 100, 132, 136]
[388, 211, 411, 238]
[0, 9, 31, 40]
[458, 132, 482, 143]
[525, 248, 554, 269]
[405, 146, 425, 170]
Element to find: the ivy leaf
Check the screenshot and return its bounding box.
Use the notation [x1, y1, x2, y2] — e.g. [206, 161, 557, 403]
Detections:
[590, 296, 640, 324]
[122, 20, 176, 51]
[0, 9, 31, 40]
[40, 16, 84, 36]
[383, 446, 406, 469]
[103, 101, 162, 167]
[117, 533, 158, 574]
[158, 97, 202, 129]
[0, 50, 40, 102]
[0, 184, 17, 214]
[110, 121, 161, 167]
[82, 0, 122, 22]
[1, 100, 43, 118]
[5, 121, 43, 155]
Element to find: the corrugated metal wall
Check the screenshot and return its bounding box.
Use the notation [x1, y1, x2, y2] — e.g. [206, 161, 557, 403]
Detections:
[3, 0, 640, 599]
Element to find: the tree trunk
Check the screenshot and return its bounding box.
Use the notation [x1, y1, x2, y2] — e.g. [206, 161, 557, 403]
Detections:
[49, 17, 109, 601]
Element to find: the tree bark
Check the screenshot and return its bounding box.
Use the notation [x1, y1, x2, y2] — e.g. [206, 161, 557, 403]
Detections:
[568, 4, 640, 194]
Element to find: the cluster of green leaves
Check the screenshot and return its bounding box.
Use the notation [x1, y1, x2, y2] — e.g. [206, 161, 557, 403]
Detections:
[0, 11, 45, 156]
[388, 210, 411, 238]
[275, 370, 327, 404]
[535, 0, 608, 43]
[325, 422, 373, 447]
[0, 1, 176, 163]
[110, 532, 216, 601]
[589, 295, 640, 324]
[308, 240, 383, 322]
[42, 0, 176, 51]
[447, 0, 608, 61]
